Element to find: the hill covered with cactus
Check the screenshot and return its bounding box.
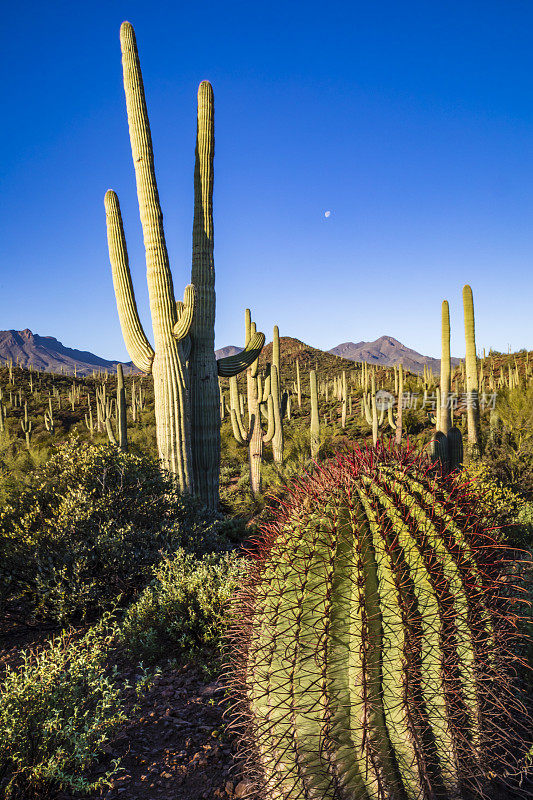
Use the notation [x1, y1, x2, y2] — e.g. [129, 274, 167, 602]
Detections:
[217, 334, 461, 374]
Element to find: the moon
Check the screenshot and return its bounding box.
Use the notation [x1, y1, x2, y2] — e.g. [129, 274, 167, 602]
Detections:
[324, 210, 331, 218]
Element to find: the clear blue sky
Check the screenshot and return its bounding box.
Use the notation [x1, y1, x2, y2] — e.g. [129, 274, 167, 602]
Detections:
[1, 1, 531, 361]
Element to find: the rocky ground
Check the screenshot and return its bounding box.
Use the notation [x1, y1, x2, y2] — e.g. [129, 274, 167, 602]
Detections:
[0, 606, 252, 800]
[62, 660, 251, 800]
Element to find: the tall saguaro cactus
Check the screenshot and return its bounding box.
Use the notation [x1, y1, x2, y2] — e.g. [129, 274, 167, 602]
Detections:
[439, 300, 451, 435]
[188, 80, 219, 507]
[105, 22, 195, 492]
[309, 369, 320, 458]
[106, 22, 262, 504]
[463, 285, 482, 459]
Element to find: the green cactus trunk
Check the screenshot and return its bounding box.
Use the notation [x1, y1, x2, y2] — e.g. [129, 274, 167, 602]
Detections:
[462, 285, 482, 460]
[394, 363, 403, 444]
[271, 326, 284, 463]
[439, 300, 451, 435]
[310, 369, 320, 458]
[189, 80, 219, 509]
[116, 363, 128, 452]
[106, 23, 195, 491]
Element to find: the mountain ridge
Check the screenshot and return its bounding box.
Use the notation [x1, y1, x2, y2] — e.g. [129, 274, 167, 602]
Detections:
[0, 329, 139, 376]
[327, 335, 461, 373]
[216, 334, 459, 374]
[0, 328, 458, 377]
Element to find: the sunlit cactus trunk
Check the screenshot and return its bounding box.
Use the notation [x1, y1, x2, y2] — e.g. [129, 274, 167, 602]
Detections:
[310, 369, 320, 457]
[394, 362, 403, 443]
[463, 285, 482, 460]
[439, 300, 451, 435]
[271, 326, 284, 463]
[105, 23, 195, 492]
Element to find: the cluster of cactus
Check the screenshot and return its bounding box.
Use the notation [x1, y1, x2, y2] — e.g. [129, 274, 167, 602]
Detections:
[227, 444, 531, 800]
[427, 285, 489, 471]
[361, 370, 404, 445]
[105, 22, 263, 508]
[428, 297, 464, 473]
[229, 315, 285, 495]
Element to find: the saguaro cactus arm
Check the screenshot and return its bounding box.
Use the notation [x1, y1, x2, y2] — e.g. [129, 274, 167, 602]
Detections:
[104, 190, 155, 374]
[173, 284, 196, 340]
[217, 331, 266, 377]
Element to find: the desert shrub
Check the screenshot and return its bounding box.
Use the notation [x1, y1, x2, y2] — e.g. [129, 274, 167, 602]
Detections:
[464, 461, 522, 521]
[118, 548, 245, 665]
[464, 461, 533, 551]
[0, 437, 223, 623]
[482, 385, 533, 499]
[0, 617, 131, 799]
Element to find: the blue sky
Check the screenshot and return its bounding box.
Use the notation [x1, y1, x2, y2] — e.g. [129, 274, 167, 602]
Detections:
[0, 1, 531, 361]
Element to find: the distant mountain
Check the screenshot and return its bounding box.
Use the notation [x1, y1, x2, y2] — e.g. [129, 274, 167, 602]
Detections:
[1, 329, 457, 378]
[217, 335, 458, 375]
[214, 345, 243, 360]
[0, 329, 139, 376]
[328, 335, 460, 374]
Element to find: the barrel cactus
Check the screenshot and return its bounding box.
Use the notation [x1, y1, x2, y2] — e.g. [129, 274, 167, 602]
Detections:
[226, 444, 531, 800]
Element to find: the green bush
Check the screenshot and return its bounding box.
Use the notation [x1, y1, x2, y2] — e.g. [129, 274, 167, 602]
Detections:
[0, 617, 128, 799]
[118, 548, 245, 665]
[483, 385, 533, 499]
[0, 437, 224, 623]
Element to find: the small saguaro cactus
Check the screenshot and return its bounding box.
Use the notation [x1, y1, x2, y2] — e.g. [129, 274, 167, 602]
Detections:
[362, 372, 383, 446]
[226, 444, 532, 800]
[116, 363, 128, 452]
[20, 401, 32, 449]
[229, 310, 273, 496]
[44, 398, 54, 434]
[84, 396, 95, 439]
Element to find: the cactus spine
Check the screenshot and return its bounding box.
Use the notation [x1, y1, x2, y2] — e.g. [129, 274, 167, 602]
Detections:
[228, 445, 530, 800]
[463, 285, 482, 460]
